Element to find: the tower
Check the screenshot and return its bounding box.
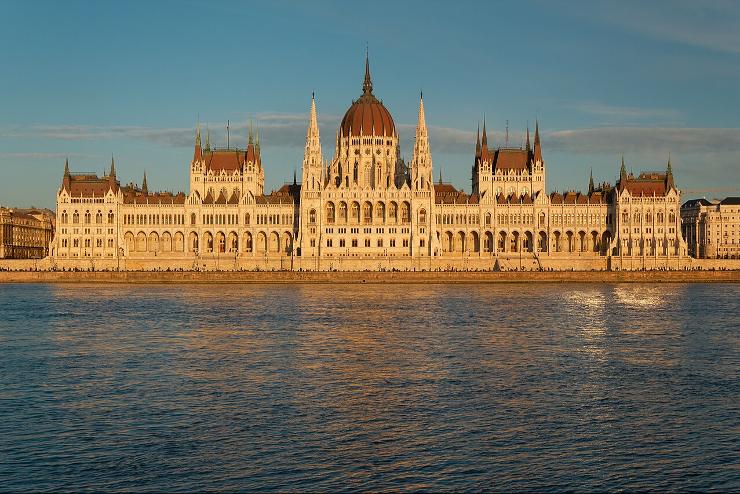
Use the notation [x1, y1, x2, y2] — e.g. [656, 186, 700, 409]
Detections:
[411, 93, 432, 190]
[302, 93, 323, 192]
[472, 119, 493, 197]
[531, 120, 546, 198]
[299, 93, 325, 258]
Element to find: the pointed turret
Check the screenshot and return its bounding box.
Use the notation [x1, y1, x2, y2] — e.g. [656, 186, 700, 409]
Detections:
[588, 168, 595, 194]
[411, 92, 432, 189]
[533, 120, 542, 163]
[620, 155, 627, 179]
[109, 155, 116, 178]
[248, 120, 254, 145]
[205, 126, 210, 151]
[481, 118, 489, 160]
[525, 125, 531, 153]
[362, 50, 373, 95]
[193, 122, 202, 161]
[64, 157, 70, 177]
[301, 92, 323, 191]
[475, 123, 481, 158]
[142, 171, 148, 195]
[666, 153, 675, 190]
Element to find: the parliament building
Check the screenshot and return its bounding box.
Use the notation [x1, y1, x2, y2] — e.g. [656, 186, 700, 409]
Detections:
[50, 57, 688, 271]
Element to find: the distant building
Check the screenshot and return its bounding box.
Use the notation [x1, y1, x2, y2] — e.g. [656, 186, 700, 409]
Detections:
[49, 56, 688, 270]
[0, 207, 54, 259]
[681, 197, 740, 259]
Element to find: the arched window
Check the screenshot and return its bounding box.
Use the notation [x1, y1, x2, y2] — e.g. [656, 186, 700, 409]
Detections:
[245, 213, 250, 225]
[363, 203, 372, 224]
[485, 212, 491, 226]
[61, 211, 68, 224]
[389, 202, 398, 222]
[309, 209, 316, 224]
[351, 202, 360, 222]
[376, 202, 385, 223]
[107, 211, 114, 224]
[353, 162, 358, 183]
[96, 211, 103, 224]
[645, 211, 652, 223]
[84, 211, 91, 224]
[401, 202, 410, 223]
[668, 210, 676, 223]
[339, 202, 347, 222]
[657, 212, 664, 223]
[326, 202, 335, 223]
[633, 212, 640, 224]
[418, 208, 427, 224]
[191, 213, 196, 225]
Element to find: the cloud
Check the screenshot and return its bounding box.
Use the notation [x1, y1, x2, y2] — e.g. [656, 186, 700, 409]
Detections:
[570, 102, 681, 121]
[0, 112, 344, 149]
[546, 127, 740, 154]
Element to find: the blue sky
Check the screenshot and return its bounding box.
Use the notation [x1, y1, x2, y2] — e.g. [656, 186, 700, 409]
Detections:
[1, 0, 739, 209]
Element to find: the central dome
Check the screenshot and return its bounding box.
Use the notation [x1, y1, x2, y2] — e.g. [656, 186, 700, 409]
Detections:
[339, 56, 396, 138]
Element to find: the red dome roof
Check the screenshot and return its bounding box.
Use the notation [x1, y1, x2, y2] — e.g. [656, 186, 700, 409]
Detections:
[339, 56, 396, 138]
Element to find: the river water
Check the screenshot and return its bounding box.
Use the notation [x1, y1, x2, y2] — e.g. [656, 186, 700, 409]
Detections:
[0, 283, 738, 492]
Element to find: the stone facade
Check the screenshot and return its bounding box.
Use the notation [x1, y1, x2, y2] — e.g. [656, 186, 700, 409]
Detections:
[49, 57, 688, 270]
[0, 208, 54, 259]
[681, 197, 740, 259]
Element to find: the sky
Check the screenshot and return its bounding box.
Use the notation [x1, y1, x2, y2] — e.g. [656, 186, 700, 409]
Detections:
[1, 0, 739, 209]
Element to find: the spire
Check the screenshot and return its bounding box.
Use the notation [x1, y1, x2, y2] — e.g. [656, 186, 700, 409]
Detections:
[533, 119, 542, 162]
[142, 171, 148, 195]
[293, 169, 297, 185]
[109, 155, 116, 178]
[481, 117, 489, 160]
[619, 155, 627, 183]
[588, 167, 594, 194]
[205, 126, 210, 150]
[475, 123, 481, 158]
[309, 92, 319, 138]
[362, 49, 373, 95]
[255, 125, 261, 151]
[302, 93, 323, 183]
[525, 125, 531, 152]
[248, 119, 254, 145]
[194, 121, 202, 161]
[64, 157, 70, 177]
[439, 168, 443, 184]
[666, 152, 675, 190]
[417, 91, 426, 131]
[412, 92, 432, 187]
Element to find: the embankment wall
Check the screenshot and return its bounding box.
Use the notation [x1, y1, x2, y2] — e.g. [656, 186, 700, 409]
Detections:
[0, 269, 738, 284]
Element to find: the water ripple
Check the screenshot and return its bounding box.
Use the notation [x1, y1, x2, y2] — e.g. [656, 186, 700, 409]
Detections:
[0, 283, 738, 492]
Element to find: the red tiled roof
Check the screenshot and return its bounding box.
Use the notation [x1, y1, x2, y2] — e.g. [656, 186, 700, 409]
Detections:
[65, 174, 117, 196]
[204, 150, 244, 173]
[494, 149, 529, 171]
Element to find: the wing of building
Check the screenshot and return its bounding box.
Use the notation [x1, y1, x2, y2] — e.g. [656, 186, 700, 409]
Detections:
[50, 57, 688, 271]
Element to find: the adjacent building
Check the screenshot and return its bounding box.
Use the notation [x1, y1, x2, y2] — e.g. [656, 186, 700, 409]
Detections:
[681, 197, 740, 259]
[0, 208, 54, 259]
[49, 57, 688, 270]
